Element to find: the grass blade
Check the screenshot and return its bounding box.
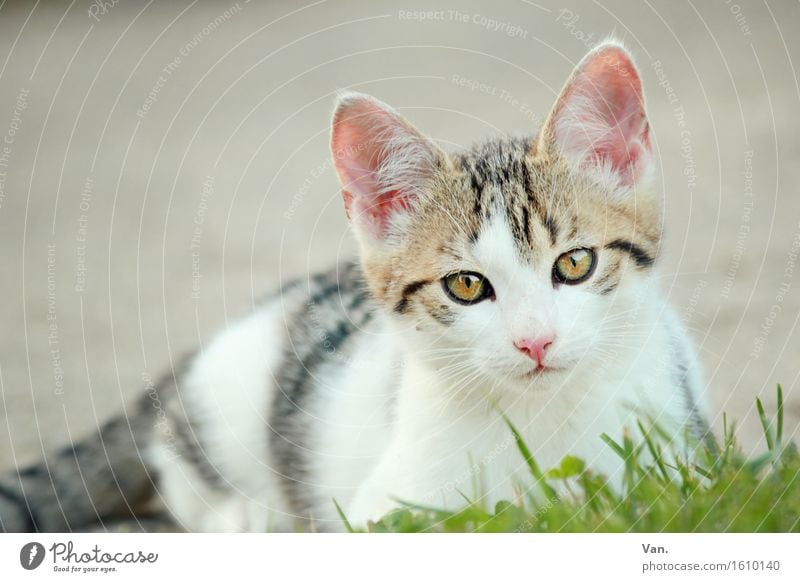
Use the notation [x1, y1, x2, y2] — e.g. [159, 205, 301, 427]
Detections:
[756, 397, 775, 452]
[776, 384, 784, 450]
[601, 433, 626, 459]
[637, 420, 670, 482]
[692, 464, 712, 479]
[500, 413, 558, 502]
[332, 498, 355, 533]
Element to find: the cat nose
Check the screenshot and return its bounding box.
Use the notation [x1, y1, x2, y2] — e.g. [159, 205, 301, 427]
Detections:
[514, 336, 554, 368]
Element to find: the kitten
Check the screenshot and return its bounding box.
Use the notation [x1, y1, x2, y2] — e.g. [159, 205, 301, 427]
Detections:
[0, 41, 709, 532]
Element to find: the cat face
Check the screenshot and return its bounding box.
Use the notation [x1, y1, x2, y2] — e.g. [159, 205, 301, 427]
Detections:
[331, 42, 661, 388]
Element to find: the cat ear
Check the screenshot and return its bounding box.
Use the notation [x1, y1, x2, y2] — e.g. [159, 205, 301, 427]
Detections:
[539, 41, 653, 190]
[331, 92, 445, 241]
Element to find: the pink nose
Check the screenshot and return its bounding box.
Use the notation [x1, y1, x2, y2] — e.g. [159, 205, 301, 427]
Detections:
[514, 336, 554, 368]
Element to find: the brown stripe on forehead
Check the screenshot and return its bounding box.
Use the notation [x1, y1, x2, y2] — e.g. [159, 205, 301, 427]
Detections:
[394, 279, 432, 314]
[504, 195, 527, 248]
[503, 163, 545, 254]
[520, 160, 542, 216]
[460, 137, 538, 223]
[567, 214, 579, 239]
[543, 214, 559, 245]
[605, 239, 656, 268]
[470, 171, 484, 219]
[468, 156, 495, 222]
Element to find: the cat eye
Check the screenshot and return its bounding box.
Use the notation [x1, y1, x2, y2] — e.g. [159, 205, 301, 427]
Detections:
[442, 271, 494, 305]
[553, 248, 596, 285]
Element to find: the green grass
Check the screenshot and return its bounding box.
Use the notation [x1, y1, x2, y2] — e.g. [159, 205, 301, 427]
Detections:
[351, 386, 800, 532]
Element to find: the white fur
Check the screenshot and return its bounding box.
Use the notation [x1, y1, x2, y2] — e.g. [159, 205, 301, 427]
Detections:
[150, 302, 293, 532]
[344, 216, 702, 524]
[151, 214, 706, 531]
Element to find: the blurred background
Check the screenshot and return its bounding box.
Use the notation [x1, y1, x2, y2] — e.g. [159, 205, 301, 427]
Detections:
[0, 0, 798, 471]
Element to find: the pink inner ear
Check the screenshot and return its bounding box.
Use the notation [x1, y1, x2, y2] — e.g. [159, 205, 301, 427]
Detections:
[554, 47, 651, 186]
[332, 100, 418, 237]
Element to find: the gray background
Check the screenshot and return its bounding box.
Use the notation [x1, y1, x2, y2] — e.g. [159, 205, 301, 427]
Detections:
[1, 0, 798, 471]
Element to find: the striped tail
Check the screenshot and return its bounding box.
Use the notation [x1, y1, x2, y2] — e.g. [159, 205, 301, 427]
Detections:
[0, 395, 157, 532]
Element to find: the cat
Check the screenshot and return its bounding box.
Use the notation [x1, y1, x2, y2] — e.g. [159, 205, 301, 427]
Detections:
[0, 40, 710, 532]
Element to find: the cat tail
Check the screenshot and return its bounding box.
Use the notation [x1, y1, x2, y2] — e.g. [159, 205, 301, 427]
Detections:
[0, 393, 158, 532]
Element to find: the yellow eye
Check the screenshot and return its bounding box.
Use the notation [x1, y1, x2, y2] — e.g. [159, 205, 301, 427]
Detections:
[443, 272, 494, 304]
[553, 248, 596, 284]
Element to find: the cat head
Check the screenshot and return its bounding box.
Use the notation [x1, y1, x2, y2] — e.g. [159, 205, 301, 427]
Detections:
[330, 41, 660, 389]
